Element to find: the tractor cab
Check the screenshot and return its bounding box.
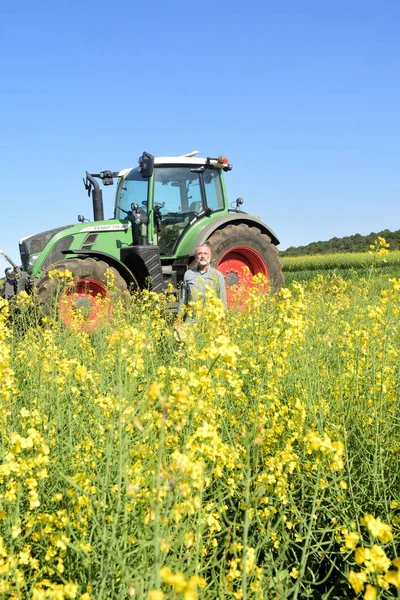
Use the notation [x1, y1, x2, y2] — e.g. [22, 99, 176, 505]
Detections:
[114, 152, 231, 256]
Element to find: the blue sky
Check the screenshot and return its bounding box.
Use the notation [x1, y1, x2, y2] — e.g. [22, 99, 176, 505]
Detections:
[1, 0, 399, 273]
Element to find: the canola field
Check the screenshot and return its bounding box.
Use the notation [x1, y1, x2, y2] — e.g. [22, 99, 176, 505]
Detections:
[282, 244, 400, 283]
[1, 246, 400, 599]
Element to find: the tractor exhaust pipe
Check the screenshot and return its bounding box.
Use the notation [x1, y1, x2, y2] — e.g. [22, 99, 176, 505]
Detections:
[84, 172, 104, 221]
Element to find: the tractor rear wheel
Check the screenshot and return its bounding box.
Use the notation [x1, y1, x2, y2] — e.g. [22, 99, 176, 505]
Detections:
[206, 224, 284, 307]
[37, 257, 128, 332]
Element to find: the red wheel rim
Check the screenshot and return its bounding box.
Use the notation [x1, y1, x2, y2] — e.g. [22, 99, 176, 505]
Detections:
[216, 246, 269, 309]
[58, 279, 112, 333]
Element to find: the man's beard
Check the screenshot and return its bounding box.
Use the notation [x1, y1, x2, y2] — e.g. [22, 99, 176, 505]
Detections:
[198, 258, 210, 268]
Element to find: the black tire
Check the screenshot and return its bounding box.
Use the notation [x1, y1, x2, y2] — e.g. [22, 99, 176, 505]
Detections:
[37, 257, 128, 322]
[205, 224, 284, 292]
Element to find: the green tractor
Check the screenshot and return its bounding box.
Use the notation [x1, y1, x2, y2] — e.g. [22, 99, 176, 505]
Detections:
[2, 151, 284, 328]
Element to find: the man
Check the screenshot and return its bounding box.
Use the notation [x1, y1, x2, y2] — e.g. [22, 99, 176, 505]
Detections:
[178, 245, 227, 320]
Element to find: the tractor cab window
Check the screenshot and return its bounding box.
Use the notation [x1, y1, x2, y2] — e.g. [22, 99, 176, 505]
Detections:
[115, 168, 149, 219]
[204, 168, 224, 212]
[154, 167, 203, 214]
[154, 167, 203, 255]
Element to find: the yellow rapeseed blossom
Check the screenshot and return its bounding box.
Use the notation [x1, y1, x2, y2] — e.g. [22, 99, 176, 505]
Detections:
[149, 592, 165, 600]
[363, 584, 377, 600]
[160, 566, 206, 599]
[48, 268, 74, 281]
[360, 514, 393, 543]
[349, 569, 368, 594]
[2, 264, 400, 597]
[344, 531, 360, 550]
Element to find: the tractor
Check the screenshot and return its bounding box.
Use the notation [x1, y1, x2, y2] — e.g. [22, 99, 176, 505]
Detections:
[2, 151, 284, 328]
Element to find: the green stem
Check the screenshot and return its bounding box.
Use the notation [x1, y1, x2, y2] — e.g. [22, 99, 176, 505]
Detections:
[292, 465, 322, 600]
[154, 406, 166, 590]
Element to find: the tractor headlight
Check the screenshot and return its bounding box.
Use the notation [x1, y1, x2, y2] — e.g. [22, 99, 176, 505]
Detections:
[27, 254, 40, 271]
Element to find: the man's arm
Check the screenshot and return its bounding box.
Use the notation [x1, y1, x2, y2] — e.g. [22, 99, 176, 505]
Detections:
[218, 271, 227, 309]
[177, 272, 189, 315]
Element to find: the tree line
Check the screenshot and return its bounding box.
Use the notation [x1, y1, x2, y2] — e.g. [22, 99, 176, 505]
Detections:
[280, 229, 400, 256]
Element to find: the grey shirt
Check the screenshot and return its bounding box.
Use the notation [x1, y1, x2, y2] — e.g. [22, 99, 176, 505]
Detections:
[179, 265, 227, 314]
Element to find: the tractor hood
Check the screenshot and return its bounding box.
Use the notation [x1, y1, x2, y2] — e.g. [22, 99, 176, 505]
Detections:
[19, 225, 73, 271]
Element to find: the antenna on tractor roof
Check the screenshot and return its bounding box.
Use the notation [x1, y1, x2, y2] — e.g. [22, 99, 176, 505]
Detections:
[182, 151, 199, 157]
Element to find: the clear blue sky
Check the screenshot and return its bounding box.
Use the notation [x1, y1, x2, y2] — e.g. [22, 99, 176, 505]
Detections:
[1, 0, 399, 273]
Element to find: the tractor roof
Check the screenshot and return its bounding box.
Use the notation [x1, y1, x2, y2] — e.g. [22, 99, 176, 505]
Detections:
[118, 152, 231, 177]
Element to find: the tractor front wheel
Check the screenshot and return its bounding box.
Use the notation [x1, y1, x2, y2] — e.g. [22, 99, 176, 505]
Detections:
[206, 224, 284, 307]
[37, 258, 128, 332]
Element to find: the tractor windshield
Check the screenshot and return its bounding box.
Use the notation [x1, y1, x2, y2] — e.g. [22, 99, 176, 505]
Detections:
[115, 168, 149, 219]
[115, 165, 225, 255]
[155, 166, 224, 255]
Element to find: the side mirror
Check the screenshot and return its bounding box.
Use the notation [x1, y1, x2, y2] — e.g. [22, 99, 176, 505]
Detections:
[235, 198, 244, 212]
[138, 151, 154, 179]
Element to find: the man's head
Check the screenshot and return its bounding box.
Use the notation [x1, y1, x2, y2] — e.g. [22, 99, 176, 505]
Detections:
[196, 245, 212, 269]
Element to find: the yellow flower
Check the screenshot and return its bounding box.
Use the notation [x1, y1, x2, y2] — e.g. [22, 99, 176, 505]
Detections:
[355, 547, 367, 565]
[149, 591, 165, 600]
[344, 531, 360, 550]
[64, 583, 79, 598]
[160, 567, 187, 593]
[160, 567, 206, 598]
[361, 514, 393, 543]
[348, 569, 367, 594]
[48, 268, 73, 281]
[369, 545, 391, 572]
[148, 382, 163, 401]
[184, 532, 195, 549]
[384, 567, 400, 587]
[364, 584, 377, 600]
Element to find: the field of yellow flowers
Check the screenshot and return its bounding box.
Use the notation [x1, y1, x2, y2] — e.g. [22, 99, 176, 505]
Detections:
[282, 238, 400, 284]
[1, 248, 400, 599]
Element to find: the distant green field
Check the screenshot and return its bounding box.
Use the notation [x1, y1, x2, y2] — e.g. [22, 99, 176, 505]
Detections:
[281, 250, 400, 283]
